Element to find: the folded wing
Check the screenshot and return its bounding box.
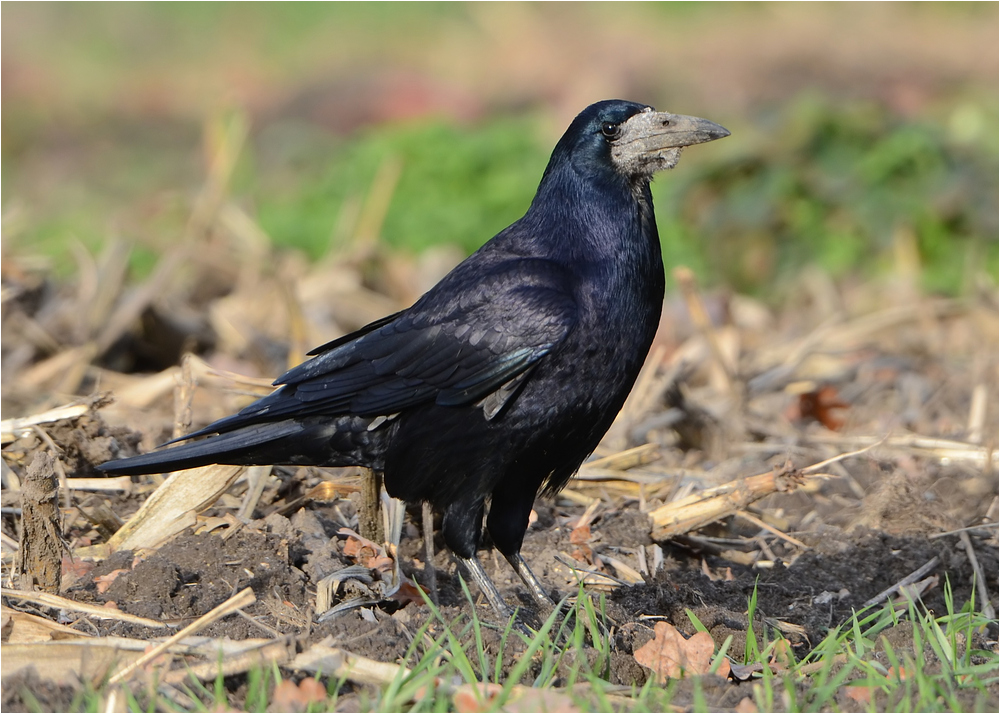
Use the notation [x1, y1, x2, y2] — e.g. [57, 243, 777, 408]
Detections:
[180, 258, 578, 439]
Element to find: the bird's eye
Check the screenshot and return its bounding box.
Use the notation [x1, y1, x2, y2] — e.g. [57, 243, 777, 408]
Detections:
[600, 122, 621, 139]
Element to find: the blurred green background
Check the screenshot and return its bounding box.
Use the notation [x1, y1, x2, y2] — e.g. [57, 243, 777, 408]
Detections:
[3, 2, 997, 295]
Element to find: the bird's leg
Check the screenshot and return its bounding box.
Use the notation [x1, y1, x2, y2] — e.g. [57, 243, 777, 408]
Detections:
[504, 552, 555, 609]
[457, 554, 514, 621]
[421, 501, 438, 604]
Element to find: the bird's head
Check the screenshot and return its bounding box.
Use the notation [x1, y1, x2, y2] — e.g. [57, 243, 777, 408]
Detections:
[551, 99, 730, 184]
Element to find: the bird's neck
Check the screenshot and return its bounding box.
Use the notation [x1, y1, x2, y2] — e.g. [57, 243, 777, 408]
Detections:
[524, 166, 661, 268]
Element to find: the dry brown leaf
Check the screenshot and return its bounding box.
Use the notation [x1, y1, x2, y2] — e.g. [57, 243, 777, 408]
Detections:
[728, 661, 763, 681]
[569, 523, 592, 546]
[340, 528, 394, 571]
[735, 696, 759, 713]
[842, 684, 874, 705]
[570, 546, 596, 566]
[888, 665, 911, 681]
[271, 678, 327, 712]
[633, 622, 719, 682]
[792, 385, 849, 431]
[390, 580, 426, 608]
[453, 683, 503, 713]
[94, 569, 130, 594]
[715, 656, 731, 679]
[768, 637, 795, 671]
[62, 555, 94, 581]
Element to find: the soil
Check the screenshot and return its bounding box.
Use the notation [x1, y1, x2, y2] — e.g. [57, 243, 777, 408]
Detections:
[2, 233, 997, 713]
[4, 439, 995, 712]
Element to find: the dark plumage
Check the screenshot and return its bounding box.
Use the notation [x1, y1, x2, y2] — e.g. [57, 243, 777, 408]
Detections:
[100, 100, 729, 617]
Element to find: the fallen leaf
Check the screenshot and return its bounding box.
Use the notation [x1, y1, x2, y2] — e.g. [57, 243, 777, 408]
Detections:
[453, 683, 503, 713]
[700, 558, 714, 580]
[391, 580, 426, 608]
[842, 684, 873, 705]
[768, 637, 795, 671]
[735, 696, 759, 713]
[93, 569, 130, 594]
[888, 666, 911, 681]
[634, 622, 718, 682]
[340, 528, 394, 572]
[271, 678, 327, 712]
[569, 523, 592, 546]
[62, 556, 94, 580]
[714, 656, 731, 679]
[794, 385, 848, 430]
[728, 661, 763, 681]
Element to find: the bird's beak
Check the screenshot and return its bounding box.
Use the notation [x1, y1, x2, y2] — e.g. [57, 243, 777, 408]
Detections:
[612, 109, 729, 176]
[621, 109, 730, 150]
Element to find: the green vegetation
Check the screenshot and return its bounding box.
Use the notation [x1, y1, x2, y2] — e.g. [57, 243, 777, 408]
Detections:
[6, 96, 995, 295]
[657, 96, 999, 294]
[252, 116, 547, 260]
[44, 582, 996, 712]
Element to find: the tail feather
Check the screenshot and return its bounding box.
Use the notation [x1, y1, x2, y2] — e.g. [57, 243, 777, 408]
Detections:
[98, 421, 308, 476]
[98, 418, 381, 476]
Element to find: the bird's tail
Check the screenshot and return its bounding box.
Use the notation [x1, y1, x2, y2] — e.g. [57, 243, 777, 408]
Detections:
[98, 419, 353, 476]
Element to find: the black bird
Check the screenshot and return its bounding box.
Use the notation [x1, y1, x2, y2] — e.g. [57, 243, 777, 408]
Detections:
[100, 100, 729, 618]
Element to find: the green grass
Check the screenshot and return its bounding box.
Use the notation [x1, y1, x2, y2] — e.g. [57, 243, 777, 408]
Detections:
[745, 579, 999, 713]
[251, 115, 548, 260]
[67, 579, 995, 713]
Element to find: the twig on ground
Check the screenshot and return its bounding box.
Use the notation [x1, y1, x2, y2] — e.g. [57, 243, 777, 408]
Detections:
[270, 479, 358, 518]
[63, 477, 133, 493]
[554, 552, 627, 589]
[927, 522, 999, 539]
[161, 636, 294, 685]
[236, 465, 272, 522]
[650, 442, 880, 541]
[958, 531, 995, 620]
[601, 555, 645, 585]
[736, 510, 810, 550]
[108, 586, 256, 684]
[1, 589, 167, 629]
[809, 433, 996, 467]
[862, 557, 940, 609]
[172, 354, 196, 440]
[583, 443, 660, 471]
[1, 395, 111, 445]
[674, 266, 735, 393]
[966, 384, 987, 445]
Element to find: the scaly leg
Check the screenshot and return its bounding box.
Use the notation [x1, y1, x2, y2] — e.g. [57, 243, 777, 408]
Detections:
[504, 552, 555, 609]
[457, 554, 513, 621]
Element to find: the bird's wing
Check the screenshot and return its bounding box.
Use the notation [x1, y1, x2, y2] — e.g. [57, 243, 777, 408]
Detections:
[192, 259, 577, 434]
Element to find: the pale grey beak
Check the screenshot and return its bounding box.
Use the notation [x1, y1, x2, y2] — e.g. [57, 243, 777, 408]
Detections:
[612, 109, 729, 176]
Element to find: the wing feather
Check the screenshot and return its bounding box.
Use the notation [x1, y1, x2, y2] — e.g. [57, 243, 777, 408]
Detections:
[186, 258, 578, 437]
